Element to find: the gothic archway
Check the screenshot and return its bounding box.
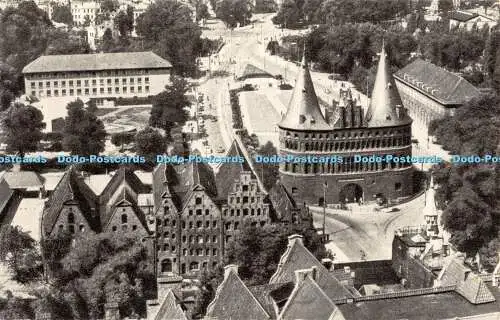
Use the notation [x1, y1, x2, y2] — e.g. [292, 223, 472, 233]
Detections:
[339, 184, 363, 203]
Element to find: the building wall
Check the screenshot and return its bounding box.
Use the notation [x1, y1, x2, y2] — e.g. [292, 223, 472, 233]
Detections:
[392, 236, 435, 289]
[220, 172, 270, 245]
[278, 125, 414, 205]
[48, 204, 95, 237]
[71, 1, 101, 26]
[104, 205, 149, 235]
[24, 68, 171, 103]
[395, 79, 456, 128]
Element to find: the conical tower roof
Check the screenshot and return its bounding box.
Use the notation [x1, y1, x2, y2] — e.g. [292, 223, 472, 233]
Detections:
[366, 44, 412, 128]
[279, 55, 330, 131]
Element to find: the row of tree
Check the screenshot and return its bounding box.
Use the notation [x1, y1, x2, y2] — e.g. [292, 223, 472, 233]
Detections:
[272, 0, 409, 29]
[0, 227, 153, 319]
[0, 1, 90, 110]
[431, 94, 500, 271]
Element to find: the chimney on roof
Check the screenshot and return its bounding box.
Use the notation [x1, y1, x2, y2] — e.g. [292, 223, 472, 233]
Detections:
[288, 234, 303, 247]
[224, 264, 238, 280]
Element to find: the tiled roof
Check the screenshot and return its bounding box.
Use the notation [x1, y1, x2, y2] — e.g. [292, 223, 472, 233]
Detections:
[98, 168, 149, 228]
[394, 59, 481, 105]
[437, 257, 496, 304]
[42, 167, 98, 235]
[168, 160, 217, 210]
[279, 56, 331, 131]
[0, 179, 14, 217]
[154, 289, 187, 320]
[365, 44, 412, 128]
[450, 11, 477, 22]
[106, 188, 149, 232]
[268, 181, 298, 221]
[279, 269, 345, 320]
[269, 235, 353, 301]
[249, 282, 294, 319]
[2, 171, 43, 190]
[215, 140, 253, 200]
[22, 51, 172, 73]
[206, 269, 271, 320]
[337, 289, 500, 320]
[239, 64, 275, 80]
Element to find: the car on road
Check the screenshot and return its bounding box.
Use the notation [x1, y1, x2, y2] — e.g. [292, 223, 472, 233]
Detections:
[216, 146, 225, 153]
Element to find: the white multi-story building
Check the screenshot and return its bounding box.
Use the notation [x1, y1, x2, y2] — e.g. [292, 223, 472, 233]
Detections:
[22, 51, 172, 130]
[71, 1, 101, 26]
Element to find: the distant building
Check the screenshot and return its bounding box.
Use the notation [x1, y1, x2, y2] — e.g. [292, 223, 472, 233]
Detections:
[394, 59, 481, 128]
[278, 45, 414, 205]
[70, 1, 101, 27]
[449, 11, 498, 31]
[22, 51, 172, 106]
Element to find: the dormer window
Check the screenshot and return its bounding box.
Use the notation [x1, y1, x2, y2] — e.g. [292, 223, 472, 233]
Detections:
[299, 115, 306, 124]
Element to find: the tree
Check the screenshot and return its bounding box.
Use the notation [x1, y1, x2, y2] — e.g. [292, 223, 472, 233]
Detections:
[255, 0, 277, 13]
[100, 28, 114, 52]
[42, 232, 154, 319]
[0, 225, 43, 284]
[430, 94, 500, 155]
[101, 0, 119, 13]
[192, 266, 224, 318]
[225, 220, 328, 285]
[196, 3, 210, 23]
[111, 132, 135, 148]
[63, 99, 107, 156]
[216, 0, 253, 28]
[149, 76, 190, 138]
[134, 127, 166, 157]
[493, 51, 500, 92]
[273, 0, 301, 28]
[136, 0, 203, 75]
[3, 103, 45, 156]
[255, 141, 279, 191]
[51, 4, 73, 25]
[114, 6, 134, 38]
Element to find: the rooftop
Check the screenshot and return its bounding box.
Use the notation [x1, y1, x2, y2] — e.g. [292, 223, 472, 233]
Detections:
[394, 59, 481, 105]
[22, 51, 172, 74]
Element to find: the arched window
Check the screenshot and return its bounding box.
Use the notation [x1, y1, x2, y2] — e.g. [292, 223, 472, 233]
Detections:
[121, 214, 127, 224]
[68, 212, 75, 224]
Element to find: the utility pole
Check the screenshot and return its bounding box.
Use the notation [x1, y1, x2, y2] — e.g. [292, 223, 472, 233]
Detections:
[323, 181, 327, 241]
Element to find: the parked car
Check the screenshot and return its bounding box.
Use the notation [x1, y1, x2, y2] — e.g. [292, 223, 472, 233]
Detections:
[216, 146, 225, 153]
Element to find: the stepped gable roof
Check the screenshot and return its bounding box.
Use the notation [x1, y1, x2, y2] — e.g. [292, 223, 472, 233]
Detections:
[23, 51, 172, 74]
[215, 139, 254, 201]
[239, 63, 275, 80]
[154, 290, 187, 320]
[279, 269, 346, 320]
[2, 171, 43, 190]
[99, 168, 148, 227]
[437, 256, 496, 304]
[249, 282, 295, 319]
[394, 59, 481, 105]
[206, 266, 271, 320]
[365, 43, 412, 128]
[168, 155, 217, 209]
[42, 167, 98, 235]
[278, 55, 330, 131]
[269, 235, 353, 301]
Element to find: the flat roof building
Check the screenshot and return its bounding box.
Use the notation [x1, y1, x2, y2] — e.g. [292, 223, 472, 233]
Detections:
[22, 51, 172, 130]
